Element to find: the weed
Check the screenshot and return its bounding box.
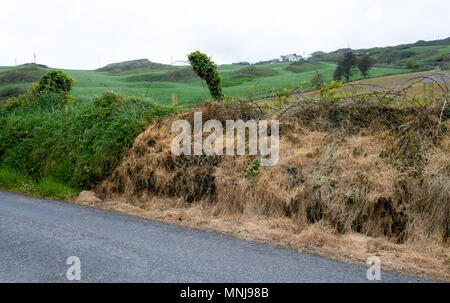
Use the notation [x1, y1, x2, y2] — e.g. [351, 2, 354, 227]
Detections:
[245, 159, 261, 180]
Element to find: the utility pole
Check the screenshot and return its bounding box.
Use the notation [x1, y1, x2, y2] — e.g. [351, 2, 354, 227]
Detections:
[34, 53, 36, 64]
[15, 58, 17, 66]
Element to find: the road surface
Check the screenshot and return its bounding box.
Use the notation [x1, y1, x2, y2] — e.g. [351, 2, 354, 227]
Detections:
[0, 191, 428, 282]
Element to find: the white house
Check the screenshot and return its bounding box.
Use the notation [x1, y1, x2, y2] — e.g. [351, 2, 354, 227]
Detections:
[280, 54, 303, 62]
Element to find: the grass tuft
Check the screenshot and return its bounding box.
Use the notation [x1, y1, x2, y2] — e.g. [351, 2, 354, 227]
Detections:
[0, 166, 79, 199]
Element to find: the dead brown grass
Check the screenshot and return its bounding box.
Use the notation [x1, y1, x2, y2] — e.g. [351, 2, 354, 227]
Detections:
[93, 87, 449, 281]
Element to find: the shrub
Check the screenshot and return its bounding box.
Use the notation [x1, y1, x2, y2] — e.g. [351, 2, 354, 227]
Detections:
[0, 93, 32, 111]
[357, 55, 375, 78]
[94, 90, 123, 106]
[310, 71, 325, 90]
[405, 59, 419, 70]
[188, 51, 224, 100]
[35, 70, 75, 97]
[0, 86, 27, 99]
[341, 52, 357, 82]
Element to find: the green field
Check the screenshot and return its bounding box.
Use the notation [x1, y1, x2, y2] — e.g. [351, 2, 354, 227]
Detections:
[2, 36, 449, 104]
[0, 60, 411, 105]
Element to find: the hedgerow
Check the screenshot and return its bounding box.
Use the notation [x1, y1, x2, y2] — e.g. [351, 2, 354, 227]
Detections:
[0, 90, 178, 189]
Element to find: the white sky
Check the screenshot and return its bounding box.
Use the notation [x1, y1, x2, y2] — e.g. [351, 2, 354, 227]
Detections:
[1, 0, 449, 69]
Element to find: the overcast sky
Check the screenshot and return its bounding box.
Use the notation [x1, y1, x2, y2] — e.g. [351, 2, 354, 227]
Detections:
[1, 0, 449, 69]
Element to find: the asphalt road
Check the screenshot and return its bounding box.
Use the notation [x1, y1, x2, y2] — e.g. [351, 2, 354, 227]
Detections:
[0, 190, 428, 282]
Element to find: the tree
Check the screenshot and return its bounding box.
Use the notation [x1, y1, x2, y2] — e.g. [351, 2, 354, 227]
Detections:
[333, 58, 344, 81]
[358, 55, 375, 78]
[443, 54, 450, 70]
[310, 71, 325, 90]
[188, 51, 223, 100]
[405, 58, 419, 70]
[341, 51, 357, 82]
[333, 51, 357, 82]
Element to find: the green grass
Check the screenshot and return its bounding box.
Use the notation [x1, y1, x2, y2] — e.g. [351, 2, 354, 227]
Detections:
[96, 59, 169, 73]
[0, 91, 178, 191]
[127, 67, 197, 83]
[0, 60, 411, 105]
[421, 45, 450, 61]
[400, 46, 443, 54]
[310, 40, 449, 68]
[0, 166, 79, 199]
[229, 66, 278, 78]
[285, 61, 326, 73]
[70, 62, 411, 102]
[0, 64, 47, 98]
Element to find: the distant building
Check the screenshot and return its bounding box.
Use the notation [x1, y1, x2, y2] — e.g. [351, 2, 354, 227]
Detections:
[280, 54, 303, 62]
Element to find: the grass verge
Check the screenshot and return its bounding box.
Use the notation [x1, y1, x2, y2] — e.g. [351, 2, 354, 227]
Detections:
[0, 166, 79, 200]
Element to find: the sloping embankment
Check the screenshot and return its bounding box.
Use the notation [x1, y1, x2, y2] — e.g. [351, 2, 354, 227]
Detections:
[92, 99, 449, 281]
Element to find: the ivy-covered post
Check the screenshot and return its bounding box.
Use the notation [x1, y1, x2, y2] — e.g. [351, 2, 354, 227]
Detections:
[188, 51, 224, 100]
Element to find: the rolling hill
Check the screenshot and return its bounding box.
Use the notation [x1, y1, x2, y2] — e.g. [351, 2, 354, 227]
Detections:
[0, 37, 448, 104]
[310, 36, 450, 67]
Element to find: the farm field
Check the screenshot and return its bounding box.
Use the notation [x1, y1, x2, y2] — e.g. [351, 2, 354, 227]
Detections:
[3, 36, 450, 105]
[0, 60, 411, 105]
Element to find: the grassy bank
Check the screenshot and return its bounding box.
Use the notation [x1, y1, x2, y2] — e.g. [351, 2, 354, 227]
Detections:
[0, 90, 179, 197]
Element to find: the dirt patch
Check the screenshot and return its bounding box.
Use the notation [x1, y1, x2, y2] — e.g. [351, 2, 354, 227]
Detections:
[76, 190, 102, 203]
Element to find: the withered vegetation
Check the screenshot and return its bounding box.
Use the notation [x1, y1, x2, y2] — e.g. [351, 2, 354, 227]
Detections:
[96, 73, 449, 280]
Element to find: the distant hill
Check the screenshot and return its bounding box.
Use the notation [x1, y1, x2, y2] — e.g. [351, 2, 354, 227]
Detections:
[96, 59, 169, 73]
[1, 37, 447, 103]
[285, 59, 324, 73]
[310, 37, 450, 68]
[0, 64, 47, 85]
[127, 67, 198, 82]
[0, 64, 48, 99]
[230, 66, 278, 78]
[19, 63, 48, 69]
